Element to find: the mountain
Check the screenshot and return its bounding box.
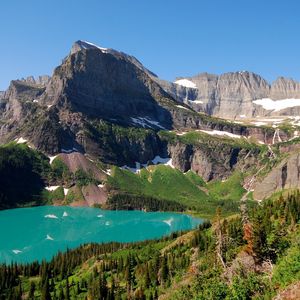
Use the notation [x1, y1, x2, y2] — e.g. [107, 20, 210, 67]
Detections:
[159, 71, 300, 119]
[1, 40, 300, 299]
[0, 40, 300, 209]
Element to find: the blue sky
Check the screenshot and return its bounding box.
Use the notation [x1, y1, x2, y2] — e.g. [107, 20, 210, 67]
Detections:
[0, 0, 299, 90]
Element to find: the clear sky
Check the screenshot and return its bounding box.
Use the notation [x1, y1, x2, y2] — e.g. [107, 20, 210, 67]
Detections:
[1, 0, 300, 90]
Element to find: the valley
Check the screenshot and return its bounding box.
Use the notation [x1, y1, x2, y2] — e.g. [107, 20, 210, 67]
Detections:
[1, 40, 300, 299]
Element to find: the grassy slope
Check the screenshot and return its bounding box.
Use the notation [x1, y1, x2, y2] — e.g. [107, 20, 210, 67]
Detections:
[107, 165, 246, 217]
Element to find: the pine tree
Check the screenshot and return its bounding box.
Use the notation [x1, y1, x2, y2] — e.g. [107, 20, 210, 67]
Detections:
[41, 276, 51, 300]
[28, 281, 35, 299]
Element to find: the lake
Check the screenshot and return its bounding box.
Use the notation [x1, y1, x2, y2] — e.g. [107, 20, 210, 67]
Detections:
[0, 206, 202, 264]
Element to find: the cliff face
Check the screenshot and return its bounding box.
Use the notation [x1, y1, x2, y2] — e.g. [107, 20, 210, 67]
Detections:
[167, 139, 260, 181]
[159, 72, 300, 119]
[253, 152, 300, 200]
[41, 41, 174, 129]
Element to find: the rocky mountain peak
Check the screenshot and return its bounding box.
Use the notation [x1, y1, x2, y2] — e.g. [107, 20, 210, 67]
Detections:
[19, 75, 51, 87]
[70, 40, 109, 55]
[70, 40, 157, 78]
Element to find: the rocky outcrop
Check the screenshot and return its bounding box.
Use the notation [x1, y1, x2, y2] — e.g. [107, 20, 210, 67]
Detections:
[57, 152, 106, 182]
[158, 72, 300, 119]
[19, 75, 51, 87]
[167, 140, 259, 181]
[253, 152, 300, 200]
[270, 77, 300, 99]
[81, 184, 107, 206]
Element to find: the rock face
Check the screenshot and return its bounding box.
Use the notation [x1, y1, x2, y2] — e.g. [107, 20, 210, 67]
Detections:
[57, 152, 106, 182]
[167, 140, 259, 181]
[158, 72, 300, 119]
[253, 152, 300, 200]
[19, 75, 51, 86]
[42, 40, 174, 129]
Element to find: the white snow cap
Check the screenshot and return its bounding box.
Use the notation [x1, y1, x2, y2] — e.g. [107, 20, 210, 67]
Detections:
[174, 79, 197, 89]
[253, 98, 300, 112]
[78, 40, 108, 53]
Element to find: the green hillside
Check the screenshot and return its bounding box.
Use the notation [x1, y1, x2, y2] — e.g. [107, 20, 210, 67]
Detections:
[107, 165, 246, 217]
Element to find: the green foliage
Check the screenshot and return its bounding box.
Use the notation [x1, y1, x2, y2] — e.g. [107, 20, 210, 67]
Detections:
[108, 165, 243, 217]
[42, 187, 65, 204]
[108, 193, 186, 211]
[159, 129, 264, 151]
[50, 157, 71, 183]
[65, 187, 85, 204]
[272, 239, 300, 288]
[74, 169, 98, 187]
[0, 143, 50, 209]
[207, 172, 246, 202]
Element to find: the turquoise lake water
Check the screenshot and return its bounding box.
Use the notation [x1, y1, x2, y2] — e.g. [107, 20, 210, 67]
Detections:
[0, 206, 202, 264]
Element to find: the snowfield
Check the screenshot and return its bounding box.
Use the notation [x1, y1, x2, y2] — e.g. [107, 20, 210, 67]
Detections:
[15, 137, 28, 144]
[45, 186, 60, 191]
[174, 79, 197, 89]
[190, 100, 203, 104]
[49, 155, 57, 164]
[121, 155, 174, 174]
[200, 130, 242, 139]
[176, 105, 190, 111]
[82, 40, 108, 53]
[253, 98, 300, 111]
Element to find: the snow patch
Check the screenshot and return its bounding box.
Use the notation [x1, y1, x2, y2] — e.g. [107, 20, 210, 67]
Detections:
[49, 155, 57, 164]
[104, 169, 112, 176]
[253, 98, 300, 112]
[239, 115, 246, 118]
[82, 40, 108, 53]
[121, 162, 147, 174]
[33, 99, 38, 103]
[174, 79, 197, 89]
[152, 155, 174, 168]
[191, 100, 203, 104]
[15, 137, 27, 144]
[61, 147, 79, 153]
[98, 184, 105, 188]
[200, 130, 242, 139]
[176, 131, 188, 136]
[45, 186, 60, 191]
[131, 117, 165, 129]
[176, 105, 190, 111]
[252, 122, 267, 126]
[44, 214, 58, 219]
